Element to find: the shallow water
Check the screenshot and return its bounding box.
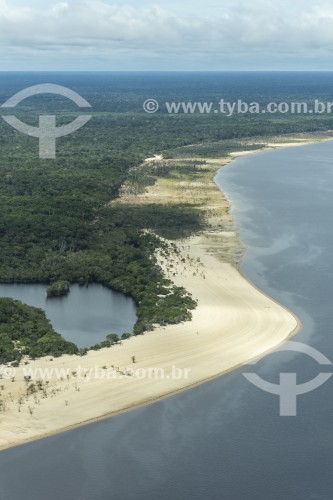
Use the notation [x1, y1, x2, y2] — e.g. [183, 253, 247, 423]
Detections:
[1, 141, 333, 500]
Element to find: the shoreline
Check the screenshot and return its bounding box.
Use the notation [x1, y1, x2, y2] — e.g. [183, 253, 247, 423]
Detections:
[1, 133, 331, 452]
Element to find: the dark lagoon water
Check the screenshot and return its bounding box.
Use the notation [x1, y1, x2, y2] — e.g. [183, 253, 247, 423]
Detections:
[0, 283, 137, 347]
[1, 141, 333, 500]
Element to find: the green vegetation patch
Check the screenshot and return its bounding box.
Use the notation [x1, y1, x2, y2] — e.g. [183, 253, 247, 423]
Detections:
[0, 298, 78, 364]
[46, 280, 70, 298]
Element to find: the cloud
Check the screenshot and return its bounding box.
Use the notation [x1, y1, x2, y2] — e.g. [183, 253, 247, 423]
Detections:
[1, 0, 333, 69]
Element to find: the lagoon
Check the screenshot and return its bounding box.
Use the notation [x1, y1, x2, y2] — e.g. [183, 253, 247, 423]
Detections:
[0, 283, 137, 347]
[1, 141, 333, 499]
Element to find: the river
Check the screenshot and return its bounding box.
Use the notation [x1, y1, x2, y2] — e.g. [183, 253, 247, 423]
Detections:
[1, 142, 333, 500]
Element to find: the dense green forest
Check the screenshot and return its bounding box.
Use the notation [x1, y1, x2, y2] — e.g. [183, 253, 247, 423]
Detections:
[1, 72, 333, 363]
[0, 298, 77, 364]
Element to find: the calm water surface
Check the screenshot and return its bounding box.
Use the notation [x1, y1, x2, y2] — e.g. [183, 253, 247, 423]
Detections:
[1, 142, 333, 500]
[0, 283, 137, 347]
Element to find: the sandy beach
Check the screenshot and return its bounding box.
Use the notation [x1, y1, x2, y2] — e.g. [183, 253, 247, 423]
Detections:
[2, 134, 330, 451]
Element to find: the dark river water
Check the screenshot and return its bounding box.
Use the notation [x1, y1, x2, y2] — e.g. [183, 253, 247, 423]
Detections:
[0, 283, 137, 347]
[1, 142, 333, 500]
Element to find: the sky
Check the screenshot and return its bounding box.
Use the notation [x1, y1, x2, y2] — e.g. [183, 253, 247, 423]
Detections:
[1, 0, 333, 70]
